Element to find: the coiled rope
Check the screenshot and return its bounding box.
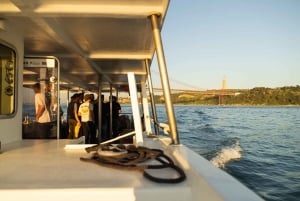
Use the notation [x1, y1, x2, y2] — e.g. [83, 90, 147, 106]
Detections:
[80, 144, 186, 183]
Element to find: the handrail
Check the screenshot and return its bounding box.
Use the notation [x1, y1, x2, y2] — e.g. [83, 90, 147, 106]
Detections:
[100, 131, 136, 145]
[158, 123, 170, 135]
[150, 118, 170, 135]
[119, 112, 132, 115]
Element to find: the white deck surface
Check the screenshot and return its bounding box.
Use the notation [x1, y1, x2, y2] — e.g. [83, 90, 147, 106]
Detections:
[0, 139, 192, 201]
[0, 138, 264, 201]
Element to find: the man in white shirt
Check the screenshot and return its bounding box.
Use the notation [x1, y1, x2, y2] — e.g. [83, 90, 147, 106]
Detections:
[33, 83, 51, 138]
[78, 94, 96, 144]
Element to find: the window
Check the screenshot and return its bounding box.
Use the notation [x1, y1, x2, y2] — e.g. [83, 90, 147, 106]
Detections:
[0, 43, 16, 117]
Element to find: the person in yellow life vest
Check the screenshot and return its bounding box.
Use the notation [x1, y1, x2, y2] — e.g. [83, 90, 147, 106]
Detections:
[78, 94, 96, 144]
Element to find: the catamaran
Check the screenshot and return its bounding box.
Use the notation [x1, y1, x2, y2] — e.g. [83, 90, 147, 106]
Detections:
[0, 1, 263, 200]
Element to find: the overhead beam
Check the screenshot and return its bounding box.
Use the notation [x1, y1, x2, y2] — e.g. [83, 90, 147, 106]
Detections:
[89, 51, 152, 60]
[0, 2, 20, 13]
[4, 1, 168, 21]
[28, 52, 151, 60]
[35, 4, 163, 18]
[101, 71, 146, 76]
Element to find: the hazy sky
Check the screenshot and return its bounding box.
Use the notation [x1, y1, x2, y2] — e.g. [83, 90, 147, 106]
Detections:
[151, 0, 300, 89]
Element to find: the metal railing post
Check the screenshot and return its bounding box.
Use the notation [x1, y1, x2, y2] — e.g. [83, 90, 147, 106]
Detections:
[128, 72, 143, 145]
[98, 77, 102, 143]
[56, 58, 60, 140]
[141, 81, 152, 136]
[109, 84, 113, 139]
[145, 59, 159, 136]
[150, 14, 179, 144]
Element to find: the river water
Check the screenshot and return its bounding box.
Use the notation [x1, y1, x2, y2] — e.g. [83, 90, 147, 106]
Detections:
[24, 104, 300, 200]
[153, 106, 300, 201]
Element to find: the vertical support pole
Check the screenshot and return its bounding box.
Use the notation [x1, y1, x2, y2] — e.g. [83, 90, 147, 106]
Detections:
[39, 68, 46, 96]
[66, 88, 70, 108]
[141, 82, 152, 135]
[150, 14, 179, 144]
[145, 59, 159, 136]
[116, 88, 119, 99]
[66, 88, 69, 133]
[98, 77, 102, 143]
[128, 72, 143, 145]
[109, 84, 113, 139]
[56, 59, 60, 140]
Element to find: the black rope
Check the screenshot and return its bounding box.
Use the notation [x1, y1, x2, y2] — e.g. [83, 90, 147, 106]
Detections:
[80, 145, 186, 184]
[144, 163, 186, 184]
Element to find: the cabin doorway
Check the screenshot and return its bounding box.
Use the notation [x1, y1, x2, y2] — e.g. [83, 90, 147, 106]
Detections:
[22, 57, 60, 139]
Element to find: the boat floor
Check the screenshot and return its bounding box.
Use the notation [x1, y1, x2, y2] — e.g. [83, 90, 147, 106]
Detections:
[0, 137, 263, 201]
[0, 138, 193, 201]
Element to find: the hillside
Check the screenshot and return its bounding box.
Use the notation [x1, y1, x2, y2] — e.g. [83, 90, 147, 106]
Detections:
[119, 85, 300, 106]
[119, 86, 300, 106]
[153, 86, 300, 106]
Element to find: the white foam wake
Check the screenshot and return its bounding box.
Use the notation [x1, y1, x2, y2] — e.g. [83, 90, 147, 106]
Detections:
[210, 141, 242, 168]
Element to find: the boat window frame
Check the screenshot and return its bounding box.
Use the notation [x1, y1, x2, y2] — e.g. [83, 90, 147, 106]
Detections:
[0, 41, 18, 119]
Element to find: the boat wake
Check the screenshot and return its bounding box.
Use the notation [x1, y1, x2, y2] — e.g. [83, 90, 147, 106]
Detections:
[210, 139, 242, 168]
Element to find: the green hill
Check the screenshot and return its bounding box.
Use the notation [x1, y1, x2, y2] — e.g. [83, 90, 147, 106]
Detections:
[153, 86, 300, 106]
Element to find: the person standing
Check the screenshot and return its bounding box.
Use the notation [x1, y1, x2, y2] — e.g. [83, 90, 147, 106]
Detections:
[78, 94, 96, 144]
[33, 83, 51, 139]
[90, 93, 98, 130]
[98, 95, 110, 142]
[112, 96, 121, 138]
[78, 92, 84, 104]
[67, 94, 81, 139]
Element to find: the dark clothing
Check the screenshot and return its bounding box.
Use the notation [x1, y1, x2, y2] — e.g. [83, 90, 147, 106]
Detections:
[96, 102, 110, 142]
[112, 117, 119, 138]
[101, 117, 109, 142]
[67, 101, 79, 139]
[67, 101, 76, 120]
[82, 121, 96, 144]
[36, 122, 51, 139]
[67, 119, 77, 139]
[93, 102, 99, 129]
[112, 102, 121, 138]
[102, 102, 109, 117]
[112, 102, 121, 118]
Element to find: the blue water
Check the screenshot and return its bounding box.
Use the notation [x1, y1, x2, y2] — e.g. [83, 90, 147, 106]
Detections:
[152, 106, 300, 201]
[89, 105, 300, 200]
[24, 104, 300, 200]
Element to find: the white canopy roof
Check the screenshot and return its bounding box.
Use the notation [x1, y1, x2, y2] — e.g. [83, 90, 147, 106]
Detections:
[0, 0, 170, 90]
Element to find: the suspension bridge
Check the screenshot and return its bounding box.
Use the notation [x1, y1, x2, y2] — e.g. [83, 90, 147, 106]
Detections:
[149, 73, 237, 104]
[151, 88, 237, 96]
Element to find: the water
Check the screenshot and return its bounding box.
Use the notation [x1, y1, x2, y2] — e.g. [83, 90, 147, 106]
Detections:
[23, 104, 300, 200]
[154, 106, 300, 201]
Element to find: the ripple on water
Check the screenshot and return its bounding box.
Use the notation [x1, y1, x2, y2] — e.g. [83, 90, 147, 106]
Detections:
[166, 106, 300, 201]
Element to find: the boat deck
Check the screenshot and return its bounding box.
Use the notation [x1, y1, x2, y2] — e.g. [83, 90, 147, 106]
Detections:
[0, 138, 192, 201]
[0, 137, 263, 201]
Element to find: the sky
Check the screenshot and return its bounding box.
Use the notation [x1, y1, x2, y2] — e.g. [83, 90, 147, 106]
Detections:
[151, 0, 300, 90]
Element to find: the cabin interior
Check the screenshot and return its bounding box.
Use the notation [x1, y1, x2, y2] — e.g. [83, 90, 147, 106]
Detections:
[0, 0, 174, 146]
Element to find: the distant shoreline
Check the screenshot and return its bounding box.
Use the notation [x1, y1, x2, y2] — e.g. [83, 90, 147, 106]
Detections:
[166, 103, 300, 107]
[117, 103, 300, 107]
